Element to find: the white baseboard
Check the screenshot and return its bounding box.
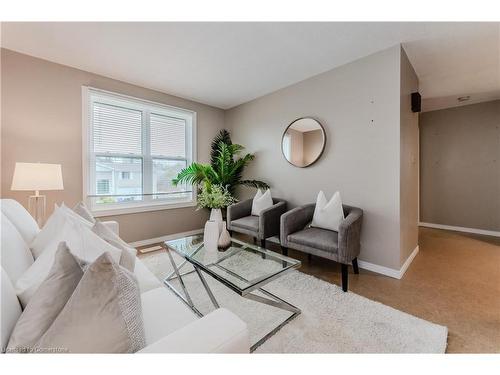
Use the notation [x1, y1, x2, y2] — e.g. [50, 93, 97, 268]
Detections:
[357, 259, 401, 279]
[419, 222, 500, 238]
[358, 245, 419, 280]
[128, 228, 203, 248]
[399, 245, 419, 278]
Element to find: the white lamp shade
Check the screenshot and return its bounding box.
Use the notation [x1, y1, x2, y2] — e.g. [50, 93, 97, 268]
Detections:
[11, 163, 64, 191]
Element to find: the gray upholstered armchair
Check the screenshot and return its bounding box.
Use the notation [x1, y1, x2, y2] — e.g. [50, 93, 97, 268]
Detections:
[280, 204, 363, 292]
[227, 198, 287, 248]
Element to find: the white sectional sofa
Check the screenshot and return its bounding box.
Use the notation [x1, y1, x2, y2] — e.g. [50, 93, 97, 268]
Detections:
[0, 199, 249, 353]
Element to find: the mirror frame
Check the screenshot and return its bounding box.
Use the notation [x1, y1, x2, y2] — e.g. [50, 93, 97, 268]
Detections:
[281, 117, 327, 168]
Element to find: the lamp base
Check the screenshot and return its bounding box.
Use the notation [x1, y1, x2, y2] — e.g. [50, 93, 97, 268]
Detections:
[28, 194, 46, 228]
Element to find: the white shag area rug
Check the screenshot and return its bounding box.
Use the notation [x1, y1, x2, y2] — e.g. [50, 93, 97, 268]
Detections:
[140, 250, 448, 353]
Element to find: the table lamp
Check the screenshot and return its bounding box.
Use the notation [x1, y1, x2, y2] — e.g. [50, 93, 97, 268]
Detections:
[11, 162, 64, 227]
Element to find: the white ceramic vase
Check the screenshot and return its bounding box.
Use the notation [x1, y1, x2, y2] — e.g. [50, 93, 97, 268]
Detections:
[203, 220, 219, 252]
[209, 208, 224, 234]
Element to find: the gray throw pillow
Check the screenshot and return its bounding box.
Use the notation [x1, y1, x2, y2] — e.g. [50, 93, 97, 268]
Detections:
[72, 201, 95, 224]
[7, 242, 84, 352]
[36, 252, 145, 353]
[92, 220, 136, 272]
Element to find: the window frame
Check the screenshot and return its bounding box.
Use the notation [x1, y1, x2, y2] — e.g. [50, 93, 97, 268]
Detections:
[82, 86, 197, 217]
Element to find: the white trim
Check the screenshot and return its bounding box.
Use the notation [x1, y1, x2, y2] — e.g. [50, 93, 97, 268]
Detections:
[419, 222, 500, 238]
[399, 245, 419, 278]
[357, 259, 401, 279]
[93, 200, 197, 217]
[128, 228, 203, 248]
[358, 245, 419, 279]
[81, 85, 197, 216]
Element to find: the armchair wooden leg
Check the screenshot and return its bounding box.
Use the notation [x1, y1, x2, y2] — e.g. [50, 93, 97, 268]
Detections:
[352, 257, 359, 274]
[341, 264, 348, 292]
[259, 239, 267, 259]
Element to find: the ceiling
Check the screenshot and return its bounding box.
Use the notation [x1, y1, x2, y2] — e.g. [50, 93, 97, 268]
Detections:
[1, 22, 499, 110]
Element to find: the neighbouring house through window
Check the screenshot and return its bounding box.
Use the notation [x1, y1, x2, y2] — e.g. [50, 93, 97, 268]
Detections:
[83, 87, 196, 215]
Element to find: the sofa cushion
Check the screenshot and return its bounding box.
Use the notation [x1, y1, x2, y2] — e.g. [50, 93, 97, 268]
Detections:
[15, 215, 122, 308]
[141, 287, 198, 346]
[1, 213, 34, 283]
[0, 199, 40, 244]
[37, 252, 146, 353]
[93, 220, 136, 272]
[231, 215, 259, 232]
[73, 201, 96, 223]
[7, 242, 84, 351]
[30, 204, 93, 259]
[1, 268, 22, 352]
[288, 227, 339, 253]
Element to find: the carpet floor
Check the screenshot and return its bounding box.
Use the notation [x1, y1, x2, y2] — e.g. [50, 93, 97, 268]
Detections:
[140, 249, 448, 353]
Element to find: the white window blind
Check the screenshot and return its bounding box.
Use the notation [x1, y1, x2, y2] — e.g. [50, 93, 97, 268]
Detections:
[150, 113, 186, 158]
[93, 102, 143, 155]
[84, 87, 196, 215]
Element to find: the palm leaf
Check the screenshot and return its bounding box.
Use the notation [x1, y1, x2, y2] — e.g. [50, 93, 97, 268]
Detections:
[239, 179, 270, 189]
[210, 129, 232, 166]
[172, 163, 217, 186]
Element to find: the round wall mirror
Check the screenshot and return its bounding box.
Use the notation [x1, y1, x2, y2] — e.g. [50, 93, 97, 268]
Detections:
[281, 117, 326, 167]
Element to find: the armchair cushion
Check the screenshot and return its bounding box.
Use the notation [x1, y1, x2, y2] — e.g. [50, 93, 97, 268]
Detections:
[231, 216, 259, 232]
[227, 199, 253, 223]
[288, 227, 338, 253]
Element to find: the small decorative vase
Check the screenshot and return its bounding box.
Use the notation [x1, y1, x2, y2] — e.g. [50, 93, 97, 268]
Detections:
[218, 221, 232, 251]
[203, 220, 219, 252]
[210, 208, 223, 234]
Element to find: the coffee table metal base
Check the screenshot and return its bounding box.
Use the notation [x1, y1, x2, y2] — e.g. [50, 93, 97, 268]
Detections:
[162, 247, 301, 352]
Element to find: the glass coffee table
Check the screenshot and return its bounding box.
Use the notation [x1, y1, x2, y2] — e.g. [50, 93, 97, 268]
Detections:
[163, 235, 301, 351]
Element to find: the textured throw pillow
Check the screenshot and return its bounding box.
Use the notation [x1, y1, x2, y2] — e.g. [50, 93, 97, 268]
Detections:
[73, 201, 95, 224]
[16, 216, 122, 308]
[7, 242, 85, 352]
[36, 252, 146, 353]
[30, 204, 92, 259]
[92, 220, 136, 272]
[251, 189, 273, 216]
[311, 191, 345, 232]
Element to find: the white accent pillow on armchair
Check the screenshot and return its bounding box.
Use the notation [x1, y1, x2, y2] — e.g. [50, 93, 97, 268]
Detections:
[311, 191, 345, 232]
[251, 189, 273, 216]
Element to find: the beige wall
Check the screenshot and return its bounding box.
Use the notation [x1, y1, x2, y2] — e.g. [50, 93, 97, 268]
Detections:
[420, 100, 500, 231]
[399, 47, 419, 265]
[1, 48, 225, 242]
[226, 45, 405, 270]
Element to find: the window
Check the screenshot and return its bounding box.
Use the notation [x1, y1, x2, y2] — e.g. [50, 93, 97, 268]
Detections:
[121, 171, 131, 180]
[83, 87, 196, 215]
[96, 179, 110, 195]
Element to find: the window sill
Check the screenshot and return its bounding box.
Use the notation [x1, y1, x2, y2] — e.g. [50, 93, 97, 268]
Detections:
[91, 201, 197, 217]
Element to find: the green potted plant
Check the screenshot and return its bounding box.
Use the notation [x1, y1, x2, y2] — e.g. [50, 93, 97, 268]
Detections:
[197, 183, 235, 251]
[197, 183, 236, 222]
[172, 129, 269, 199]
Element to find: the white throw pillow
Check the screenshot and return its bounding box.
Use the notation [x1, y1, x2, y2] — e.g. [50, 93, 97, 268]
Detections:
[30, 204, 92, 259]
[311, 191, 345, 232]
[16, 215, 122, 308]
[73, 201, 96, 224]
[251, 189, 273, 216]
[92, 220, 136, 272]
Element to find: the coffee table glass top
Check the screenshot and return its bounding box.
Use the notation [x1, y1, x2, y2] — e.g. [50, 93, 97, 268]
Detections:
[165, 235, 301, 295]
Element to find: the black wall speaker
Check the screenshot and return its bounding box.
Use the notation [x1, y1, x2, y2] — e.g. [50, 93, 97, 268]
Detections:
[411, 92, 421, 113]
